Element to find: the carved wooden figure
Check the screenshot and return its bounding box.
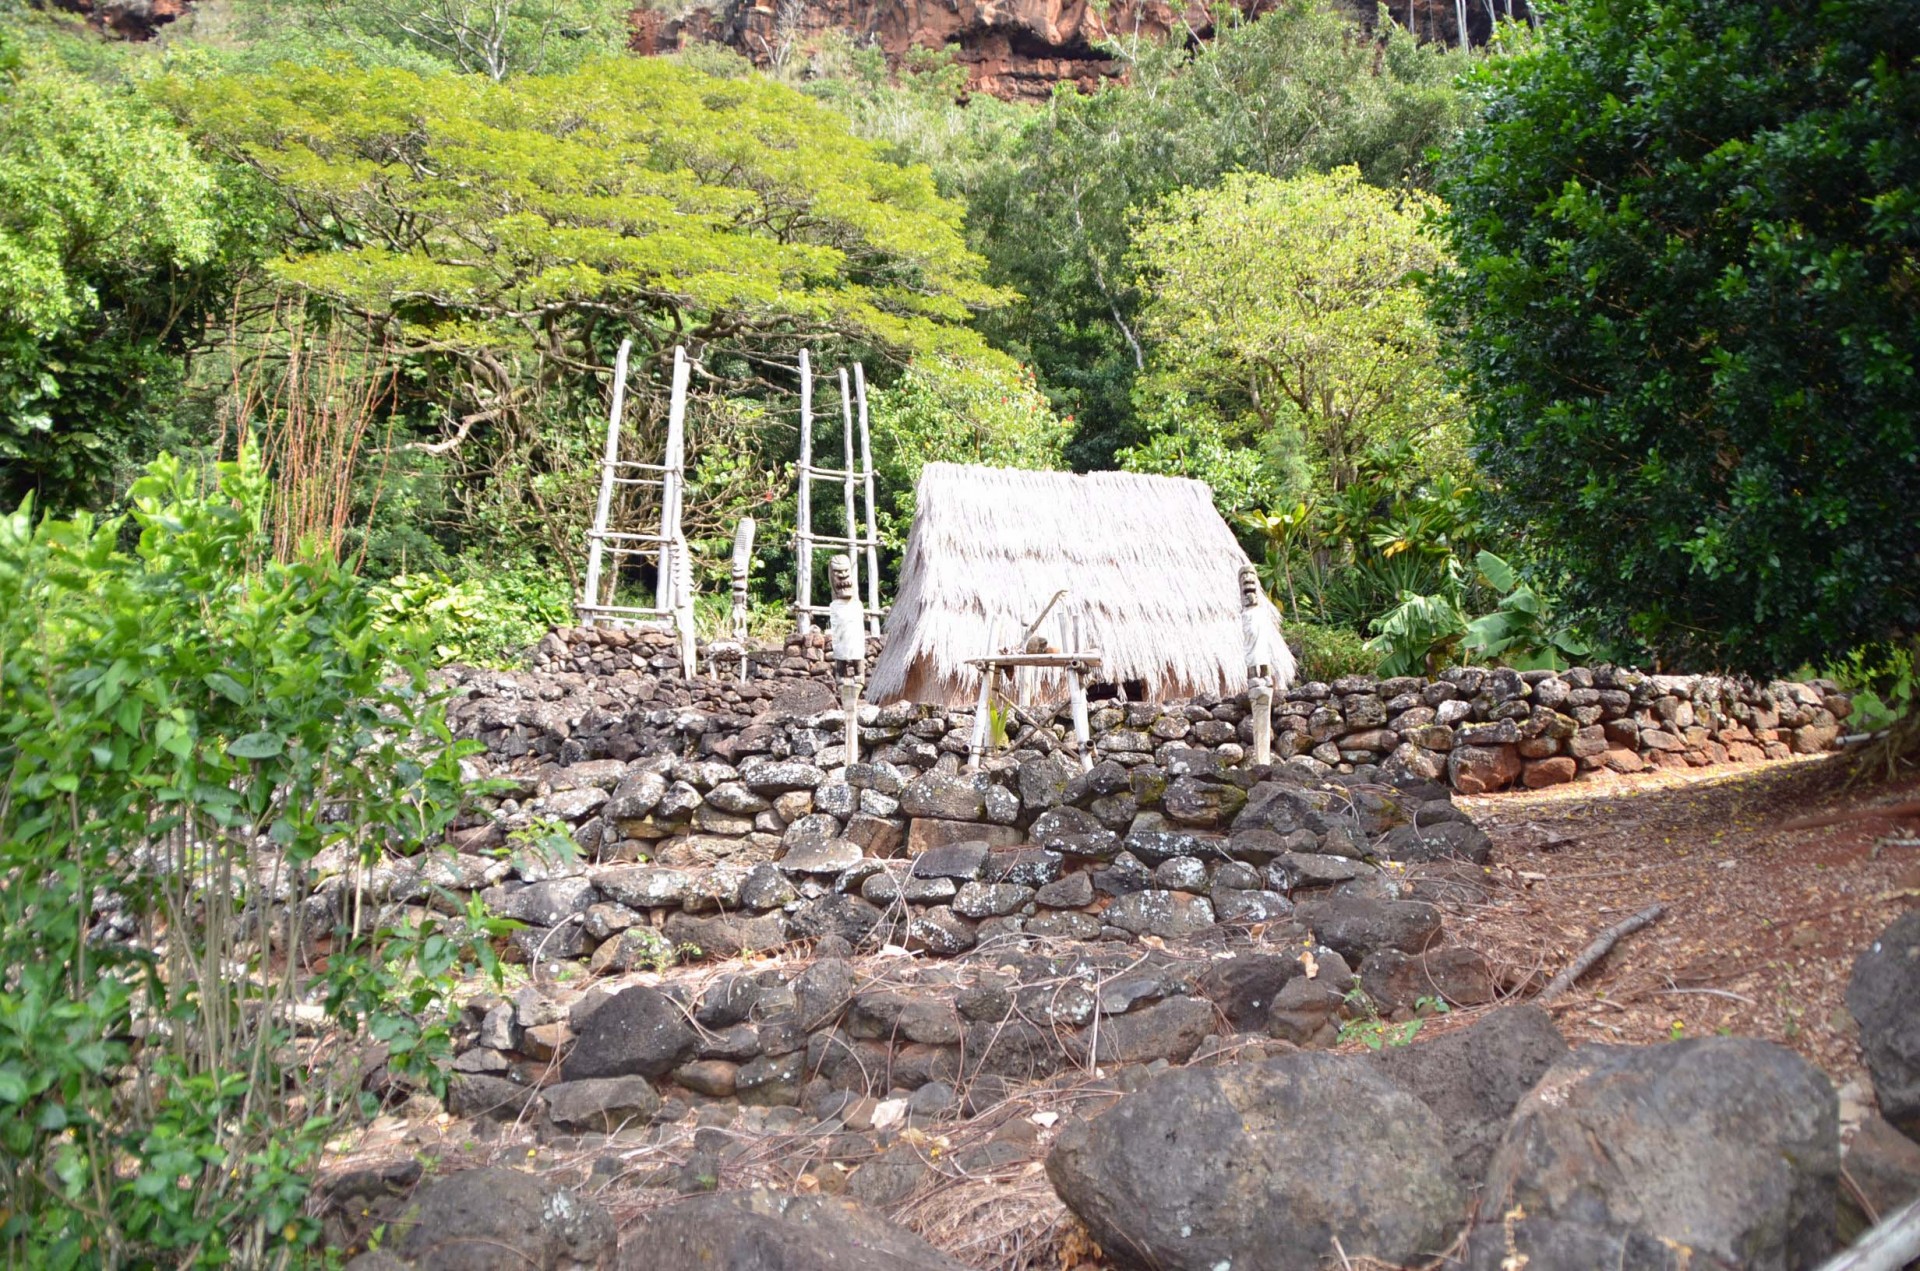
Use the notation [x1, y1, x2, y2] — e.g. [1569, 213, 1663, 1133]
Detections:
[827, 553, 865, 765]
[1241, 563, 1282, 765]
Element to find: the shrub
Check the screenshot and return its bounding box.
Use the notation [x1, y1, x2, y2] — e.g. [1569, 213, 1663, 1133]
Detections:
[0, 450, 488, 1264]
[1285, 623, 1375, 684]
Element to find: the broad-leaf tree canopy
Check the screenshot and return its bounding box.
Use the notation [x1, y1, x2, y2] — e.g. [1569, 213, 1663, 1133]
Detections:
[0, 44, 226, 512]
[171, 56, 1011, 418]
[1128, 167, 1459, 497]
[1434, 0, 1920, 674]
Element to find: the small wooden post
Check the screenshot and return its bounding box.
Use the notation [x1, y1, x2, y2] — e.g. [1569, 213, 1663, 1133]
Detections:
[795, 349, 814, 636]
[1250, 679, 1274, 766]
[1068, 612, 1092, 770]
[837, 367, 861, 612]
[730, 516, 756, 679]
[968, 618, 1002, 771]
[841, 680, 861, 769]
[673, 533, 696, 681]
[854, 363, 882, 635]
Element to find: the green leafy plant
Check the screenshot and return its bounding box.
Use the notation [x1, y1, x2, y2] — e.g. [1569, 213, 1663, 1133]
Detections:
[1337, 986, 1426, 1050]
[1462, 551, 1590, 671]
[1368, 551, 1587, 676]
[0, 448, 488, 1264]
[1433, 0, 1920, 674]
[1368, 583, 1470, 678]
[1284, 622, 1377, 684]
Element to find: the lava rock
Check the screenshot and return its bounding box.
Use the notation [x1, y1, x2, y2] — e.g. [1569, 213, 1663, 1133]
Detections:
[1359, 947, 1497, 1013]
[1483, 1038, 1838, 1271]
[910, 841, 990, 880]
[898, 772, 988, 821]
[561, 986, 699, 1081]
[1295, 896, 1442, 962]
[544, 1076, 662, 1133]
[392, 1167, 615, 1271]
[1046, 1052, 1463, 1271]
[1102, 889, 1215, 940]
[1199, 952, 1303, 1031]
[618, 1188, 967, 1271]
[1374, 819, 1494, 865]
[1459, 1217, 1694, 1271]
[1370, 1004, 1567, 1185]
[1847, 910, 1920, 1138]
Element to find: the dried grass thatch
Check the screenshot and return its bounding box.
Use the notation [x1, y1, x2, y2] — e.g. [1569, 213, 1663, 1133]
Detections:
[869, 463, 1281, 705]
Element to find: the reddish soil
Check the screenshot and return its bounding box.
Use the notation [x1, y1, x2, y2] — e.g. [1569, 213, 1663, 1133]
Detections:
[1456, 754, 1920, 1096]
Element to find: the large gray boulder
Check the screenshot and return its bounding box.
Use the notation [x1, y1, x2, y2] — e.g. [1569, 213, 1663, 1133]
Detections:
[1046, 1051, 1464, 1271]
[1370, 1004, 1568, 1186]
[617, 1189, 966, 1271]
[1295, 895, 1442, 961]
[1482, 1038, 1838, 1271]
[560, 986, 697, 1081]
[1459, 1216, 1696, 1271]
[392, 1167, 615, 1270]
[1847, 909, 1920, 1138]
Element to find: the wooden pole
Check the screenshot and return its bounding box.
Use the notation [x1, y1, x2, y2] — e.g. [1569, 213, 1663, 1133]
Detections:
[656, 346, 688, 614]
[854, 363, 882, 636]
[1068, 611, 1091, 770]
[673, 531, 695, 681]
[968, 617, 1002, 771]
[795, 349, 813, 635]
[840, 679, 860, 769]
[1817, 1196, 1920, 1271]
[837, 367, 861, 619]
[580, 337, 631, 625]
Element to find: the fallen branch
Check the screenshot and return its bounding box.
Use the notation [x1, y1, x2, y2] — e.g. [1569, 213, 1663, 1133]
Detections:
[1817, 1195, 1920, 1271]
[1536, 904, 1666, 1005]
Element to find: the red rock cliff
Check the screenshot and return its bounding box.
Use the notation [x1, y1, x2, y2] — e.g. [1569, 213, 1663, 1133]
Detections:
[632, 0, 1507, 99]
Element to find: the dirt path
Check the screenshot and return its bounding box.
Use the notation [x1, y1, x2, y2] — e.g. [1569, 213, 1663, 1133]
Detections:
[1455, 753, 1920, 1097]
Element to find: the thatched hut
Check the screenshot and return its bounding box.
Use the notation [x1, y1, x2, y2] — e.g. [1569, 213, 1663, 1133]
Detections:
[867, 463, 1288, 706]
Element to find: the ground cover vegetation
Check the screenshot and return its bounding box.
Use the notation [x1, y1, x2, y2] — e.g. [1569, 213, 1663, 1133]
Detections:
[1, 0, 1916, 1258]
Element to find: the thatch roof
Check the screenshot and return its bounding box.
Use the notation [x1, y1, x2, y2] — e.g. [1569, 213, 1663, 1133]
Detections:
[868, 463, 1294, 706]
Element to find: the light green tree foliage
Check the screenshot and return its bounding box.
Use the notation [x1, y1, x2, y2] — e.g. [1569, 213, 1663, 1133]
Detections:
[209, 0, 632, 78]
[965, 1, 1466, 467]
[1116, 394, 1308, 516]
[168, 57, 1011, 600]
[0, 45, 223, 510]
[0, 51, 212, 334]
[1128, 167, 1460, 499]
[175, 58, 1005, 369]
[866, 358, 1069, 547]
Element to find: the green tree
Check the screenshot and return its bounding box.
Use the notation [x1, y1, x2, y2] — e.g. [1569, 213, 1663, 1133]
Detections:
[168, 56, 1012, 584]
[1129, 167, 1461, 499]
[206, 0, 632, 78]
[866, 357, 1069, 547]
[1433, 0, 1920, 674]
[0, 44, 231, 513]
[966, 0, 1467, 466]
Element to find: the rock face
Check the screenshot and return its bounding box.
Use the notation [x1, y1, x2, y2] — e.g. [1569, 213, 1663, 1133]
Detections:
[635, 0, 1229, 100]
[390, 1167, 616, 1270]
[617, 1188, 967, 1271]
[561, 986, 698, 1081]
[1482, 1039, 1838, 1271]
[1046, 1052, 1464, 1271]
[1847, 909, 1920, 1138]
[1371, 1004, 1567, 1186]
